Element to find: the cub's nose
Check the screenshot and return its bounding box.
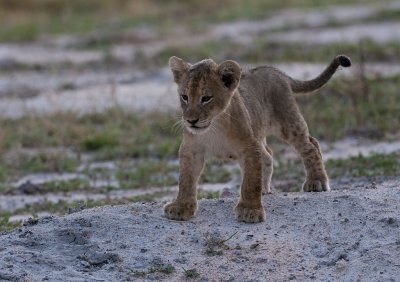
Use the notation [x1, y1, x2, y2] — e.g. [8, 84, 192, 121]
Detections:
[187, 118, 199, 125]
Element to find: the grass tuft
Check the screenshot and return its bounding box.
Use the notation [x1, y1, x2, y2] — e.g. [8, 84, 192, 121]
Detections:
[204, 231, 238, 256]
[0, 212, 21, 232]
[116, 160, 178, 189]
[131, 263, 175, 277]
[183, 268, 200, 279]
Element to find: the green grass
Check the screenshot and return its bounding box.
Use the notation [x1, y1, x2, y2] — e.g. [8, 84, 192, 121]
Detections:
[0, 70, 399, 190]
[0, 212, 21, 232]
[264, 7, 400, 33]
[154, 40, 235, 66]
[247, 39, 400, 63]
[82, 166, 115, 188]
[58, 82, 77, 91]
[33, 193, 162, 214]
[299, 75, 400, 141]
[131, 263, 175, 277]
[327, 153, 400, 178]
[131, 270, 146, 277]
[361, 9, 400, 24]
[0, 163, 9, 183]
[39, 178, 92, 193]
[114, 158, 233, 190]
[1, 73, 400, 191]
[0, 0, 133, 41]
[82, 130, 120, 151]
[0, 0, 385, 42]
[197, 189, 220, 200]
[201, 161, 232, 184]
[273, 152, 400, 191]
[149, 264, 176, 274]
[204, 231, 238, 256]
[273, 157, 304, 182]
[153, 38, 400, 66]
[4, 178, 94, 194]
[116, 159, 178, 189]
[183, 268, 200, 279]
[0, 152, 79, 182]
[0, 109, 182, 160]
[0, 192, 166, 231]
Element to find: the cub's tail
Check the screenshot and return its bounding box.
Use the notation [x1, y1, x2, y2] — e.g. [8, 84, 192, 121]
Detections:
[289, 55, 351, 94]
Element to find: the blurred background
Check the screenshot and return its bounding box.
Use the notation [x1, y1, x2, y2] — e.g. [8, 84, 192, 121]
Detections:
[0, 0, 399, 230]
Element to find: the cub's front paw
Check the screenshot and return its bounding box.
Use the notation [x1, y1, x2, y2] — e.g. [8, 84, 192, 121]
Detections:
[302, 179, 330, 192]
[164, 201, 197, 221]
[235, 202, 265, 223]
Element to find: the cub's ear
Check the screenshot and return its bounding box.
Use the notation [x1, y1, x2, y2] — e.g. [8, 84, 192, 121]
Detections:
[217, 60, 241, 90]
[169, 56, 190, 84]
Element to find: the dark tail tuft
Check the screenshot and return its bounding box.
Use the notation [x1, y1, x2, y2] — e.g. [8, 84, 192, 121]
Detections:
[337, 55, 351, 67]
[290, 54, 352, 94]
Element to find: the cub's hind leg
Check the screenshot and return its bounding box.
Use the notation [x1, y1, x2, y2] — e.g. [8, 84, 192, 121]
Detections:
[300, 135, 330, 192]
[262, 145, 273, 194]
[279, 117, 330, 192]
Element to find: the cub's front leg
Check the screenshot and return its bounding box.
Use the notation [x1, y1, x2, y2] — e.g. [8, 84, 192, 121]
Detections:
[164, 143, 204, 220]
[235, 145, 266, 223]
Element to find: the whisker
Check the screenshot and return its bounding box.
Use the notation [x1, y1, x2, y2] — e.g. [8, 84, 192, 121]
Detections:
[172, 119, 183, 135]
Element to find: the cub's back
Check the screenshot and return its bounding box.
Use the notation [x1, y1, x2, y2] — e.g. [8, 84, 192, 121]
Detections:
[237, 66, 295, 130]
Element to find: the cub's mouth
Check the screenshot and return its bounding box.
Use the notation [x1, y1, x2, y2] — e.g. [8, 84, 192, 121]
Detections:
[186, 123, 210, 134]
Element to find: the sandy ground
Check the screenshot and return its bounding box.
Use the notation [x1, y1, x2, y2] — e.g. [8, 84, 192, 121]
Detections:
[0, 177, 399, 281]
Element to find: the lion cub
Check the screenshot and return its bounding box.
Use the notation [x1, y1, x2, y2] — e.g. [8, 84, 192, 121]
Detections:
[164, 55, 351, 223]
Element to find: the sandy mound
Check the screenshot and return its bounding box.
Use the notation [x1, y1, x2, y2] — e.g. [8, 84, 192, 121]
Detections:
[0, 179, 399, 281]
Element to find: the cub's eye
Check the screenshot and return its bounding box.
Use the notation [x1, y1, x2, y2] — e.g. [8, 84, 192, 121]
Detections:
[181, 95, 188, 103]
[201, 96, 213, 104]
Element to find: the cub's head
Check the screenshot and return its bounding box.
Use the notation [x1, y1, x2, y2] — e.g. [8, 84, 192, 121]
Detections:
[169, 56, 241, 135]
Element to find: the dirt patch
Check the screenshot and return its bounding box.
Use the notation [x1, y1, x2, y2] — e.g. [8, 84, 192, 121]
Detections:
[0, 85, 39, 99]
[0, 180, 399, 281]
[270, 22, 400, 44]
[0, 44, 102, 65]
[323, 138, 400, 160]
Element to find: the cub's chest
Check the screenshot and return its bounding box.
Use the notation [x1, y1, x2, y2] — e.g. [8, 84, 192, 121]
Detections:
[197, 131, 239, 161]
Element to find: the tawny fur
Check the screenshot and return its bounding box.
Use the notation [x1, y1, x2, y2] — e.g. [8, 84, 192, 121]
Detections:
[164, 55, 351, 223]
